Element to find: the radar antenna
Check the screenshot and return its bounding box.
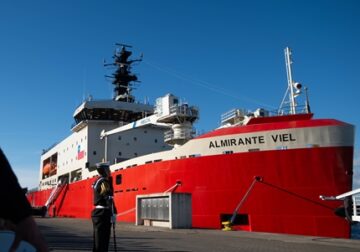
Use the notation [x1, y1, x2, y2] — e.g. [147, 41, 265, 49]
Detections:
[104, 43, 143, 102]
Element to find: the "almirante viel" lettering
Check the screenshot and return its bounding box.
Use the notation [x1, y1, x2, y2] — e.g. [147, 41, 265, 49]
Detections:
[209, 133, 296, 149]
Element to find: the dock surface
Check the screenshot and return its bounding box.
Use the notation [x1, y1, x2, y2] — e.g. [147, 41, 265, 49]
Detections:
[36, 217, 360, 252]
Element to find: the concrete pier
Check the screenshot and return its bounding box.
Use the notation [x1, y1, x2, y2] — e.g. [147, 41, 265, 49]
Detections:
[35, 217, 360, 252]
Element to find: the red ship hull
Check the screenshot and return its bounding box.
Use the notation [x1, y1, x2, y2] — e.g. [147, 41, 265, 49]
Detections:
[28, 145, 353, 238]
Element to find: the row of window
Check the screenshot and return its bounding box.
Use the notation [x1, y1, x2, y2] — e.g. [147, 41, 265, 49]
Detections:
[117, 135, 159, 143]
[60, 136, 87, 154]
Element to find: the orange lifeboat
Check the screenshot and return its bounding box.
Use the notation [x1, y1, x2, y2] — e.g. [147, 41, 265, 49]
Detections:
[43, 163, 51, 176]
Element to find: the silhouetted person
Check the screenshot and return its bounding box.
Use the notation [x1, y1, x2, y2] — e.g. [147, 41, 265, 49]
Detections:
[0, 148, 48, 252]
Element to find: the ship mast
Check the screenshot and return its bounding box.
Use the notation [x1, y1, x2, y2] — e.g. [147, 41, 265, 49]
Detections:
[279, 47, 304, 115]
[285, 47, 296, 114]
[105, 43, 142, 102]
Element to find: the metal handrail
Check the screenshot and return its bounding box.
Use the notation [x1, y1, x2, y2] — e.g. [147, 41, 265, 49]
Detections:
[169, 104, 199, 118]
[353, 195, 360, 221]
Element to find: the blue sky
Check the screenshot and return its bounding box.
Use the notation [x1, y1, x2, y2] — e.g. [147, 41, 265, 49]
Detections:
[0, 0, 359, 189]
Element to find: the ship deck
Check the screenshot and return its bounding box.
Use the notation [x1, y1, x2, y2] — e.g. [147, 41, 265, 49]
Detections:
[35, 217, 360, 252]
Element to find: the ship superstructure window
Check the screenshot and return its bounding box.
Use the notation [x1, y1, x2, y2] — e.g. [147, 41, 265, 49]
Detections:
[93, 151, 97, 155]
[223, 151, 233, 154]
[42, 153, 58, 179]
[118, 136, 121, 141]
[154, 139, 158, 143]
[58, 173, 69, 184]
[116, 174, 122, 185]
[74, 107, 150, 124]
[71, 168, 82, 183]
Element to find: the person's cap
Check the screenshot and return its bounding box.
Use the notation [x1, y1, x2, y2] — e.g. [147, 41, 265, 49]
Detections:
[96, 162, 110, 170]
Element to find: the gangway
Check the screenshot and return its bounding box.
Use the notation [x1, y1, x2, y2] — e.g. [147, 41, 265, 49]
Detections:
[45, 179, 67, 209]
[32, 179, 68, 217]
[320, 188, 360, 222]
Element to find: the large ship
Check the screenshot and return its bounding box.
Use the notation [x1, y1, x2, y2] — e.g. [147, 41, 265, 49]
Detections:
[27, 45, 356, 238]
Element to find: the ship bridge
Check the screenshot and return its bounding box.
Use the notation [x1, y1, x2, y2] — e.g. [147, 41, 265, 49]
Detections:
[72, 99, 154, 132]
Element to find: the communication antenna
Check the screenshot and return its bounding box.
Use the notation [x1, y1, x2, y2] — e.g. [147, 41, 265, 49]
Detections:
[286, 47, 297, 114]
[103, 43, 142, 102]
[279, 47, 303, 114]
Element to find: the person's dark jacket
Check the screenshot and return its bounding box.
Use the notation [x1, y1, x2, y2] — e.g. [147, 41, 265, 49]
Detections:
[0, 148, 32, 224]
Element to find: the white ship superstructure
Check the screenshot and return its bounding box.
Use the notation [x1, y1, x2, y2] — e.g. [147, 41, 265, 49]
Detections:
[39, 44, 199, 190]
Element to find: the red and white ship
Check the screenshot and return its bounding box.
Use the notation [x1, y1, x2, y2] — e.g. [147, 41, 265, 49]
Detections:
[27, 45, 355, 238]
